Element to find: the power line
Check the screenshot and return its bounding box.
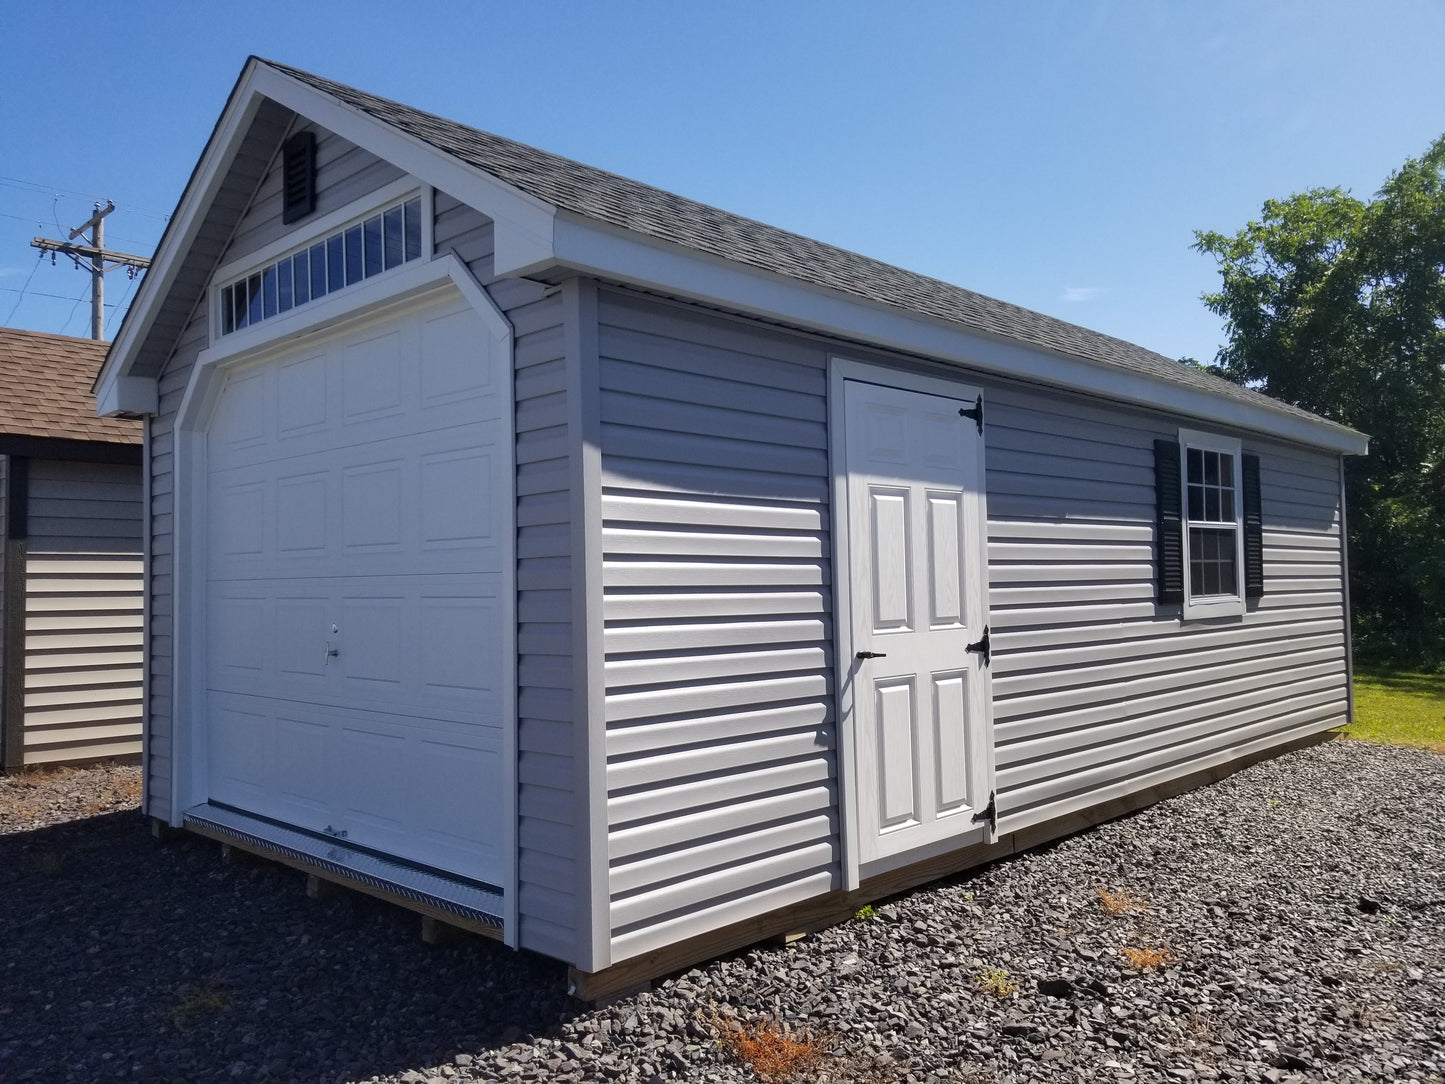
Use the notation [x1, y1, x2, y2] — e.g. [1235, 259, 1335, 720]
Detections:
[0, 175, 172, 221]
[2, 253, 44, 325]
[32, 202, 151, 340]
[0, 287, 125, 305]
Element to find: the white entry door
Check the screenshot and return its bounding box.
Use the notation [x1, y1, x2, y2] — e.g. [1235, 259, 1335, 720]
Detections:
[202, 293, 505, 884]
[843, 377, 992, 870]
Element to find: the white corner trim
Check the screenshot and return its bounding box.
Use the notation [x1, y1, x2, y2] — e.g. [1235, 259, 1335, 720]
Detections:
[542, 213, 1369, 456]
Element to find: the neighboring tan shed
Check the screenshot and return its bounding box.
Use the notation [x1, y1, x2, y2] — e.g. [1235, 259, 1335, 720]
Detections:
[95, 58, 1367, 998]
[0, 327, 144, 769]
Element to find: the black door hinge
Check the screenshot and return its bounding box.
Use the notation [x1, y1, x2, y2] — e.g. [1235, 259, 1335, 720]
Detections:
[959, 395, 983, 435]
[972, 790, 997, 831]
[966, 626, 990, 665]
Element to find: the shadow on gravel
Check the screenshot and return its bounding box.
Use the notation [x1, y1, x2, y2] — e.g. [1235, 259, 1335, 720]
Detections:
[0, 812, 577, 1083]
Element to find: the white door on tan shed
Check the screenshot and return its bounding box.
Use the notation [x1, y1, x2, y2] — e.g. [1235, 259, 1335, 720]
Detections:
[202, 292, 505, 884]
[843, 377, 992, 870]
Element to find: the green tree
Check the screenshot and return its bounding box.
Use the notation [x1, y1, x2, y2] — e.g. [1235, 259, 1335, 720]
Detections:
[1195, 135, 1445, 667]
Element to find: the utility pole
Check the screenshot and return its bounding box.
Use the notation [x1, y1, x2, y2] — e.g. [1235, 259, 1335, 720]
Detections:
[31, 201, 152, 340]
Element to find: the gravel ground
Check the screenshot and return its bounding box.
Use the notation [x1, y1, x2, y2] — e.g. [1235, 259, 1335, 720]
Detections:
[2, 739, 1442, 1084]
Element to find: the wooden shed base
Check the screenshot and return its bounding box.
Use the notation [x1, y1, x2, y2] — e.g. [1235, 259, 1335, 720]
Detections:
[179, 818, 504, 944]
[567, 729, 1338, 1001]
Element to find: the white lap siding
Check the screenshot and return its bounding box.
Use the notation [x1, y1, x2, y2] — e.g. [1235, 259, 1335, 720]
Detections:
[21, 460, 143, 765]
[596, 292, 839, 962]
[986, 386, 1348, 833]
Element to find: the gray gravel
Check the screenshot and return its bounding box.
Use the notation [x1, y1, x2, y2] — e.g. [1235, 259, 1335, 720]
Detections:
[3, 739, 1442, 1083]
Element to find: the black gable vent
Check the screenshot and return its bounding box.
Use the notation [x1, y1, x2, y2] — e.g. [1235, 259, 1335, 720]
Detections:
[281, 131, 317, 224]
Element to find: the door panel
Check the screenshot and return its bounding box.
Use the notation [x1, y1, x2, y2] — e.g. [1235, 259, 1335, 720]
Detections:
[844, 378, 991, 869]
[202, 295, 504, 884]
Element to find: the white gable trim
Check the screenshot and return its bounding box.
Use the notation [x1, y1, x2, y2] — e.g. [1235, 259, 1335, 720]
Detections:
[101, 56, 1366, 462]
[97, 59, 556, 411]
[532, 212, 1368, 456]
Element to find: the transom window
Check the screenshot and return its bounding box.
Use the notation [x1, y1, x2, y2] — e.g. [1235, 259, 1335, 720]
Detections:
[218, 195, 422, 336]
[1179, 429, 1244, 618]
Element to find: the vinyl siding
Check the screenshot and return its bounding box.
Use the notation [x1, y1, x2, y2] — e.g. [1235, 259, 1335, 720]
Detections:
[985, 385, 1349, 833]
[435, 190, 579, 960]
[596, 290, 839, 963]
[20, 459, 143, 765]
[222, 123, 406, 268]
[592, 289, 1348, 965]
[146, 128, 576, 953]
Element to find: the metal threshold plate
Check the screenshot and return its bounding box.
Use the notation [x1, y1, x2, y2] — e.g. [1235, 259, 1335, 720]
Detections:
[183, 804, 503, 929]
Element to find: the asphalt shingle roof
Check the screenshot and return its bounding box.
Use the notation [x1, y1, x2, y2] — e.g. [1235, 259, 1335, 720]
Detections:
[0, 327, 142, 444]
[265, 60, 1354, 438]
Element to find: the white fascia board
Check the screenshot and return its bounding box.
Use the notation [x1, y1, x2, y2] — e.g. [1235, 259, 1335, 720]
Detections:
[245, 65, 557, 271]
[96, 58, 271, 411]
[97, 374, 159, 417]
[97, 59, 558, 411]
[541, 212, 1369, 456]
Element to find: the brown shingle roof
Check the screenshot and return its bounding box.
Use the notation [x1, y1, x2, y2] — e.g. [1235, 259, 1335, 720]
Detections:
[0, 327, 142, 445]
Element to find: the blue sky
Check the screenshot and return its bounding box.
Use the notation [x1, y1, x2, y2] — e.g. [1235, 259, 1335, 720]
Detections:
[2, 2, 1442, 363]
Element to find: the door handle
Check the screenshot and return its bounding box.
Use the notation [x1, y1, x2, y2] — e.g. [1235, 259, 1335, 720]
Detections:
[324, 642, 340, 666]
[855, 650, 888, 660]
[966, 627, 990, 665]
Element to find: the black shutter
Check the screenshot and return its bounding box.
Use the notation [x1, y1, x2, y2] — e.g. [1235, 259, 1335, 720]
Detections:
[1242, 453, 1264, 600]
[1154, 439, 1184, 606]
[281, 131, 317, 225]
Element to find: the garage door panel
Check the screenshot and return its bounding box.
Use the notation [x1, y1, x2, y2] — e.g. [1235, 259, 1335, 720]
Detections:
[341, 326, 406, 424]
[421, 305, 502, 419]
[207, 431, 498, 582]
[202, 292, 505, 886]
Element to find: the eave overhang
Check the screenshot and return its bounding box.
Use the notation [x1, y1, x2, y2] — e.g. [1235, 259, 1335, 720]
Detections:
[99, 59, 1367, 459]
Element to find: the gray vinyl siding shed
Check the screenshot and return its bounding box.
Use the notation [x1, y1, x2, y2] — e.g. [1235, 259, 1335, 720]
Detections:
[97, 58, 1366, 993]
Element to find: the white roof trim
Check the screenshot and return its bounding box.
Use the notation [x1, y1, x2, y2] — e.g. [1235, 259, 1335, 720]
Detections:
[102, 58, 1366, 457]
[534, 211, 1367, 456]
[97, 59, 556, 412]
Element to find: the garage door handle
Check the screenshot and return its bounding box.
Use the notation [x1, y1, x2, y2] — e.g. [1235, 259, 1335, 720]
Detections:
[855, 650, 887, 660]
[324, 642, 339, 666]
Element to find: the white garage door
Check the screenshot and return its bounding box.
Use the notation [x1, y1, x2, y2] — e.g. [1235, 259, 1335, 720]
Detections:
[203, 292, 505, 885]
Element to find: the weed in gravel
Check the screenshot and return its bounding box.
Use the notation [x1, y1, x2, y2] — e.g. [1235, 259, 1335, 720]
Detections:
[702, 1005, 833, 1082]
[854, 904, 876, 921]
[169, 982, 230, 1032]
[974, 967, 1020, 997]
[1096, 888, 1147, 916]
[1121, 946, 1175, 972]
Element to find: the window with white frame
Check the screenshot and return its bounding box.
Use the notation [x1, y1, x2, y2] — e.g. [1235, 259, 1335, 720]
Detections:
[1181, 428, 1250, 617]
[217, 194, 423, 336]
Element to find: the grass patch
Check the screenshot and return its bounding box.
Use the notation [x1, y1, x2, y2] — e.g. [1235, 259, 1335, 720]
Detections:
[974, 967, 1019, 997]
[1121, 946, 1175, 972]
[169, 982, 230, 1032]
[1347, 669, 1445, 753]
[1096, 888, 1147, 916]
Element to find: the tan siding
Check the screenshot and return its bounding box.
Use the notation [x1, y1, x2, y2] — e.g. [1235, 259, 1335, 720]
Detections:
[20, 460, 143, 765]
